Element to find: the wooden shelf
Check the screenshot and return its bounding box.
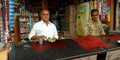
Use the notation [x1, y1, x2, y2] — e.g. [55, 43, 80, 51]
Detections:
[14, 15, 39, 44]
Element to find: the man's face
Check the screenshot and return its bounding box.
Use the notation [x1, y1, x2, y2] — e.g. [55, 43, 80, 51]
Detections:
[91, 11, 99, 22]
[41, 10, 50, 22]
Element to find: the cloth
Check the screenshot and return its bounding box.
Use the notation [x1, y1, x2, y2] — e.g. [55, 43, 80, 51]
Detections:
[105, 34, 120, 40]
[29, 20, 58, 40]
[72, 36, 112, 50]
[85, 19, 106, 36]
[32, 40, 66, 51]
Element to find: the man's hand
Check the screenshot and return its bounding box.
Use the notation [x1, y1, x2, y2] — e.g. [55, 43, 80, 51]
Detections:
[31, 35, 47, 40]
[39, 35, 47, 39]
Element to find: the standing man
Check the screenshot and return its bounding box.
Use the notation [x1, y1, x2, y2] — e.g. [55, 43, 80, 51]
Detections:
[28, 9, 58, 42]
[85, 9, 106, 36]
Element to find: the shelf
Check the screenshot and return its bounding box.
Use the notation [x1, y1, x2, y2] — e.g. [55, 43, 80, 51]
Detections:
[14, 15, 39, 43]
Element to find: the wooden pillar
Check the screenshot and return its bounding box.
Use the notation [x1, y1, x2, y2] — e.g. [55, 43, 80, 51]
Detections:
[14, 16, 20, 44]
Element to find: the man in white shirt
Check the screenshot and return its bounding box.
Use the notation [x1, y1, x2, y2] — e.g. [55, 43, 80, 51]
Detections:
[28, 9, 58, 42]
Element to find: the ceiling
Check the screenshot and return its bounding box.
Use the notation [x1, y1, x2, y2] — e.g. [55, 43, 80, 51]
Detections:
[19, 0, 89, 12]
[24, 0, 73, 11]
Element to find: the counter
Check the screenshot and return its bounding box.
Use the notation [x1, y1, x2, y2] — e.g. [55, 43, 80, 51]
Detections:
[8, 34, 120, 60]
[8, 39, 106, 60]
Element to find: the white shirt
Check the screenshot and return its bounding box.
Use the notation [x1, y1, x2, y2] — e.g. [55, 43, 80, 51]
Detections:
[28, 20, 58, 40]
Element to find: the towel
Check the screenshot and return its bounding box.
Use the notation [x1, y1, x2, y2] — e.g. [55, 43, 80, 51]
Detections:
[72, 36, 112, 50]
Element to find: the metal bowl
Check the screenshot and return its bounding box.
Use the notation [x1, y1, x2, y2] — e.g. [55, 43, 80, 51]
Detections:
[48, 38, 56, 43]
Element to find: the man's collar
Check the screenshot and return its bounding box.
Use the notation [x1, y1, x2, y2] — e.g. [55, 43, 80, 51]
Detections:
[41, 20, 51, 24]
[91, 19, 99, 23]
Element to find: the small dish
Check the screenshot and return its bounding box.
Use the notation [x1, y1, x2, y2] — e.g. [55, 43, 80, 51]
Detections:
[48, 38, 56, 43]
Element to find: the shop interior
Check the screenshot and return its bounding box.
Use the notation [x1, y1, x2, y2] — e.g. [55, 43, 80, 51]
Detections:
[0, 0, 120, 60]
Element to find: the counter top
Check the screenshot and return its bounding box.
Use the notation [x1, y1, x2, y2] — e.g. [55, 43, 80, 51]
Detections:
[99, 34, 120, 51]
[9, 34, 120, 60]
[9, 39, 106, 60]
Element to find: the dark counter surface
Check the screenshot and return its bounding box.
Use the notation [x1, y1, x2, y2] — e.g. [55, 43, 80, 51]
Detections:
[9, 39, 106, 60]
[103, 38, 120, 51]
[100, 35, 120, 51]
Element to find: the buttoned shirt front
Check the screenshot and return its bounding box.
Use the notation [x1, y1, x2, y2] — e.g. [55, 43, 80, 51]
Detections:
[28, 20, 58, 40]
[85, 19, 106, 36]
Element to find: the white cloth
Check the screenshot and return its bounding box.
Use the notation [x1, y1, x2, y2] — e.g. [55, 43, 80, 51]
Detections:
[28, 20, 58, 40]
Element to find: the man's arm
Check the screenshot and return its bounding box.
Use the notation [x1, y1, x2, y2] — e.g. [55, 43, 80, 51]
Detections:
[100, 25, 106, 35]
[54, 25, 58, 39]
[31, 35, 47, 40]
[85, 21, 90, 36]
[99, 21, 106, 35]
